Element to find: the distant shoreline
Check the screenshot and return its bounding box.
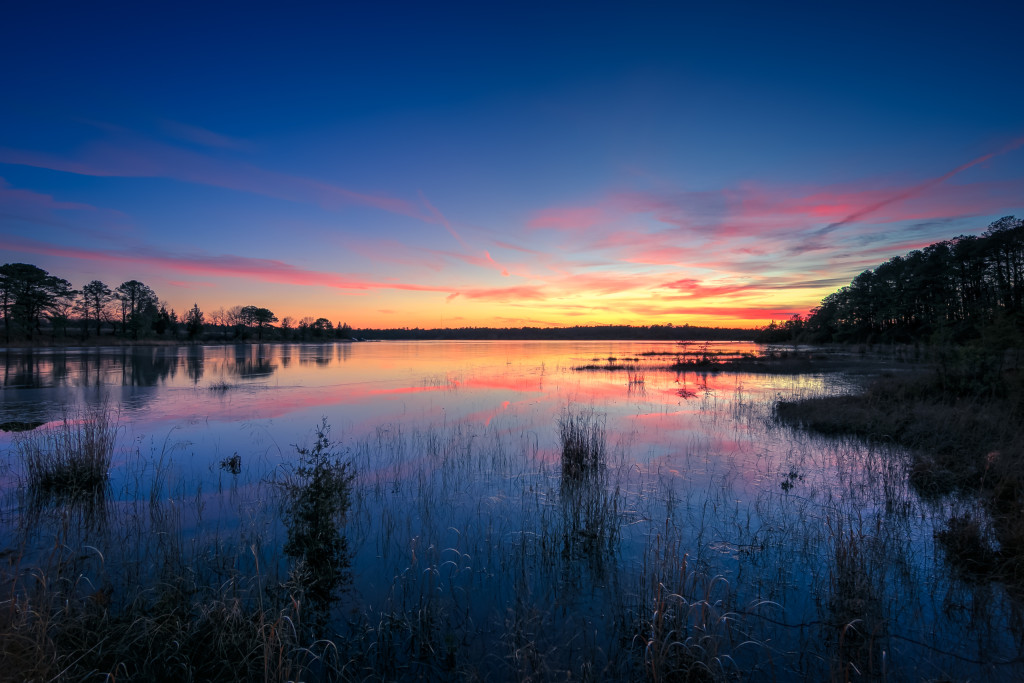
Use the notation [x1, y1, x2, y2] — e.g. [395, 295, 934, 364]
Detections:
[0, 335, 763, 350]
[1, 324, 762, 348]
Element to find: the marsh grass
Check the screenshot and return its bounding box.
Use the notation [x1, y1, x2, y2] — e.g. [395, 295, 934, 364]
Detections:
[825, 514, 889, 681]
[16, 404, 117, 503]
[934, 512, 999, 580]
[4, 361, 1024, 681]
[558, 406, 606, 478]
[0, 423, 342, 682]
[776, 352, 1024, 592]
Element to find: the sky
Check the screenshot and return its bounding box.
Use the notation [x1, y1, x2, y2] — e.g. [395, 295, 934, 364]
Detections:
[2, 2, 1022, 329]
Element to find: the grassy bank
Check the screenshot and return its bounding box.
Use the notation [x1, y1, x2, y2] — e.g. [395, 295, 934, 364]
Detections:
[776, 346, 1024, 585]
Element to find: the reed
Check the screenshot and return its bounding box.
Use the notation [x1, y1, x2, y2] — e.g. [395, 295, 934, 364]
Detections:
[558, 405, 606, 478]
[16, 403, 118, 501]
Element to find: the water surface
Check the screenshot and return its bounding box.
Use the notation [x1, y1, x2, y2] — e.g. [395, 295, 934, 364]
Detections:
[1, 341, 1018, 680]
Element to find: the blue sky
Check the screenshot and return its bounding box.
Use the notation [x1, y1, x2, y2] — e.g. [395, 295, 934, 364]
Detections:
[2, 1, 1022, 327]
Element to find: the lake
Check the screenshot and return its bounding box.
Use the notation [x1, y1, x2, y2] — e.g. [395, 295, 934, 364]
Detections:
[1, 341, 1020, 681]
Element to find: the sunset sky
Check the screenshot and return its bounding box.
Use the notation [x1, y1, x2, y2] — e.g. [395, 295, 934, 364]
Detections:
[2, 3, 1022, 329]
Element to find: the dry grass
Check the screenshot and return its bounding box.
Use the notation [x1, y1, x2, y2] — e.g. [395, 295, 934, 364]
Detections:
[16, 403, 118, 502]
[777, 353, 1024, 591]
[558, 406, 607, 478]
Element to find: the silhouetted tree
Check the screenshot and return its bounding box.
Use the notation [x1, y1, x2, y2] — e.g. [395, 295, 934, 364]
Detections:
[79, 280, 114, 337]
[311, 318, 333, 339]
[115, 280, 158, 340]
[240, 305, 278, 341]
[0, 263, 73, 341]
[184, 303, 204, 340]
[154, 305, 178, 336]
[800, 217, 1024, 344]
[226, 305, 247, 338]
[48, 279, 78, 339]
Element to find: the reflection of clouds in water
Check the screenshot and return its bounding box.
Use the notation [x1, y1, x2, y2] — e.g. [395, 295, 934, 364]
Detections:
[1, 341, 831, 464]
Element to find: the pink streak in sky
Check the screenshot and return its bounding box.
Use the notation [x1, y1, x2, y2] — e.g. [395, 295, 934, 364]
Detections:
[528, 205, 606, 230]
[0, 236, 452, 294]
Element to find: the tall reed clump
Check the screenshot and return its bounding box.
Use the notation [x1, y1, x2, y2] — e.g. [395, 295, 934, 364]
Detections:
[825, 514, 888, 681]
[630, 523, 737, 683]
[558, 406, 606, 478]
[16, 402, 118, 501]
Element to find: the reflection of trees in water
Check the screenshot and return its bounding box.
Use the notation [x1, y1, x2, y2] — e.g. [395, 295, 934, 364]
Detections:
[1, 349, 80, 389]
[0, 345, 287, 397]
[185, 346, 204, 385]
[1, 348, 182, 425]
[297, 343, 351, 367]
[2, 349, 42, 389]
[227, 344, 277, 379]
[116, 347, 179, 386]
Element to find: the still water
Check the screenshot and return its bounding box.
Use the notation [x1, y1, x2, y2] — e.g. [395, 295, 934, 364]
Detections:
[1, 341, 799, 492]
[1, 341, 1020, 680]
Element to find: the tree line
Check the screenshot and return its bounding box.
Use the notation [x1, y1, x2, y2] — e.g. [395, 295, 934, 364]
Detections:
[0, 263, 353, 343]
[757, 216, 1024, 345]
[353, 324, 757, 341]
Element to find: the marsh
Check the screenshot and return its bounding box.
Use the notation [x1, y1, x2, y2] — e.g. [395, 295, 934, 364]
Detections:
[0, 341, 1019, 681]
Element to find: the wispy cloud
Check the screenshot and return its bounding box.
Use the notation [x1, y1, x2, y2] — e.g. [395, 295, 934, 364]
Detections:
[0, 236, 452, 294]
[158, 120, 253, 151]
[0, 177, 99, 213]
[0, 131, 434, 222]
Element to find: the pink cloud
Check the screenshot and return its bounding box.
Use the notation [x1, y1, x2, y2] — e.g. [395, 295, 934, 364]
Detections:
[484, 251, 510, 276]
[629, 304, 806, 321]
[0, 236, 453, 294]
[523, 137, 1023, 275]
[455, 285, 549, 302]
[528, 205, 606, 230]
[659, 278, 755, 298]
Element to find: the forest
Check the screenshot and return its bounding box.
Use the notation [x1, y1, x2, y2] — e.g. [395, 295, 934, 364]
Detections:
[758, 216, 1024, 345]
